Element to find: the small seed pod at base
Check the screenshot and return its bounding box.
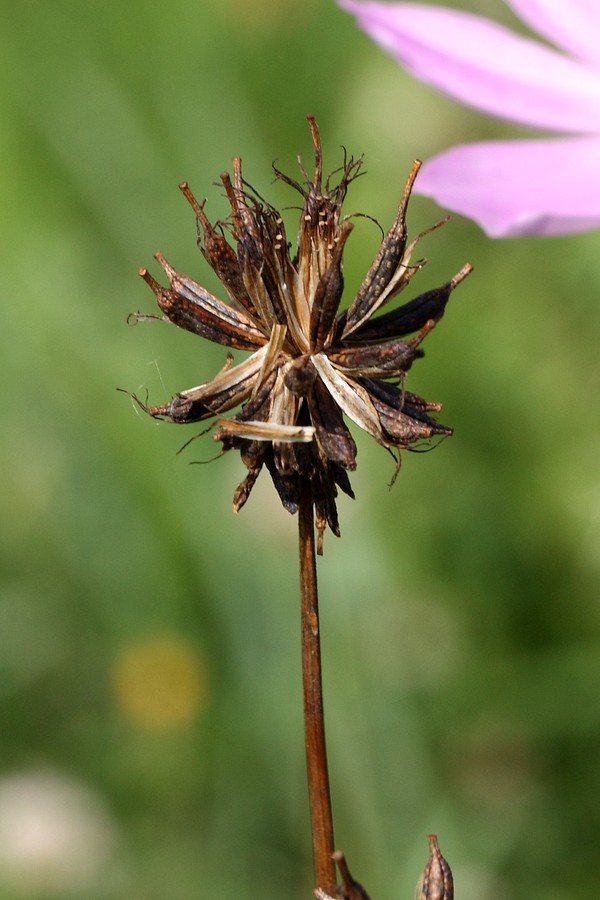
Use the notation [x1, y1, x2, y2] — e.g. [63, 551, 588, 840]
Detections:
[313, 851, 371, 900]
[416, 834, 453, 900]
[332, 850, 371, 899]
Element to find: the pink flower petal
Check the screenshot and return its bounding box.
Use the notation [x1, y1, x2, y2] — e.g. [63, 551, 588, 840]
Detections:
[338, 1, 600, 133]
[506, 0, 600, 67]
[415, 136, 600, 236]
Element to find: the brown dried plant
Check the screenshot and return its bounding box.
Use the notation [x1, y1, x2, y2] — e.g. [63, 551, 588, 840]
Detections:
[129, 118, 468, 897]
[132, 117, 471, 553]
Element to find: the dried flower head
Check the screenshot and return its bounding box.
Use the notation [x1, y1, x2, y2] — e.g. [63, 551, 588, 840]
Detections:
[132, 117, 471, 549]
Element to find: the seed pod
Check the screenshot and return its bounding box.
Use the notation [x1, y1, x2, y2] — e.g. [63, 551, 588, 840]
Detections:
[416, 834, 453, 900]
[332, 851, 371, 900]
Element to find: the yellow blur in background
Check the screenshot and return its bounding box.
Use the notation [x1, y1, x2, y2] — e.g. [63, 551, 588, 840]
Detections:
[113, 635, 206, 732]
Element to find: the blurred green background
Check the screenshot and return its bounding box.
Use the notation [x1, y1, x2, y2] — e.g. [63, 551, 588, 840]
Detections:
[2, 1, 600, 897]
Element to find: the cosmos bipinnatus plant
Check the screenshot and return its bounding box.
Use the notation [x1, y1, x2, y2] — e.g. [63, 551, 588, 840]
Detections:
[129, 117, 467, 898]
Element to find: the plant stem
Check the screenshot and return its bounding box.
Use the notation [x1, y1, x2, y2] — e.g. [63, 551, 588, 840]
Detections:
[298, 476, 336, 895]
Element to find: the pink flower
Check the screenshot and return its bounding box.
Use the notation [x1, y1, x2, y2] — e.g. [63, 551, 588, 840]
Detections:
[339, 0, 600, 237]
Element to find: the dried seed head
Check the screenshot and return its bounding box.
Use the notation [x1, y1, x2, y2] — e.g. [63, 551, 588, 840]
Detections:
[130, 117, 472, 548]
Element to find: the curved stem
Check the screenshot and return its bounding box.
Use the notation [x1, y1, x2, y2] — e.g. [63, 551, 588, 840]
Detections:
[298, 477, 336, 895]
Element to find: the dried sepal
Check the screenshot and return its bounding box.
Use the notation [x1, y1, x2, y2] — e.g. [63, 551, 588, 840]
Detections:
[232, 451, 263, 512]
[142, 256, 266, 351]
[348, 264, 472, 344]
[178, 181, 258, 318]
[311, 354, 382, 443]
[147, 346, 270, 424]
[339, 159, 420, 338]
[326, 320, 435, 379]
[309, 221, 353, 353]
[215, 418, 315, 443]
[416, 834, 453, 900]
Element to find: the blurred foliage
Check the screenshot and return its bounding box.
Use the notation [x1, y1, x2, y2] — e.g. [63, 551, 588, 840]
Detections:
[1, 0, 600, 897]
